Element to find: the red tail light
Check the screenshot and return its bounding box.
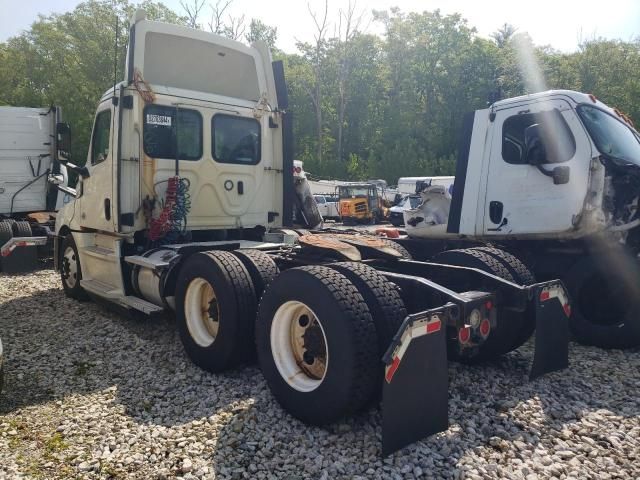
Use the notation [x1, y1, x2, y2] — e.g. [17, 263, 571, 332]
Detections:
[458, 326, 471, 344]
[479, 319, 491, 338]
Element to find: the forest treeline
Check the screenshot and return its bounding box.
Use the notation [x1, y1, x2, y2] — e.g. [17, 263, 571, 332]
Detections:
[1, 0, 638, 184]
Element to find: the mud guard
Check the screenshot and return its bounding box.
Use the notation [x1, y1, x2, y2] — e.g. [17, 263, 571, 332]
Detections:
[529, 281, 570, 380]
[381, 305, 454, 456]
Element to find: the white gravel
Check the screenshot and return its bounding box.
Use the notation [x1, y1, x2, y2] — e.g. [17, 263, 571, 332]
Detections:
[1, 269, 639, 480]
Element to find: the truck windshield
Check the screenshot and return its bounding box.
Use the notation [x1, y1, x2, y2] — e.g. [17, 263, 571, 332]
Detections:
[408, 196, 422, 208]
[578, 105, 640, 166]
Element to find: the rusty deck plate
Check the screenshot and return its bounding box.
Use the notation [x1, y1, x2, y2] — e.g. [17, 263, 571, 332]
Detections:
[324, 233, 402, 258]
[298, 235, 362, 261]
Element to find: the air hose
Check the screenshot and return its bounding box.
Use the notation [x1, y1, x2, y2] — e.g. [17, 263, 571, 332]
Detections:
[148, 176, 191, 243]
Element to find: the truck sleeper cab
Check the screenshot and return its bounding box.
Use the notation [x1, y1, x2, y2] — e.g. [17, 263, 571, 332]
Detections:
[54, 13, 572, 455]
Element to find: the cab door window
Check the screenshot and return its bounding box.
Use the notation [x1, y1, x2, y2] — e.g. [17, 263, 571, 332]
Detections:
[91, 110, 112, 165]
[502, 109, 576, 164]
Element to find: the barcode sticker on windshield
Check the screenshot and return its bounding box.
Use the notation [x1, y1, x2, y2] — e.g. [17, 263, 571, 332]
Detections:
[146, 114, 172, 126]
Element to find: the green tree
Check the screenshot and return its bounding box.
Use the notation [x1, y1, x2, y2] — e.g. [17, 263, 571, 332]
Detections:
[0, 0, 185, 168]
[245, 19, 278, 49]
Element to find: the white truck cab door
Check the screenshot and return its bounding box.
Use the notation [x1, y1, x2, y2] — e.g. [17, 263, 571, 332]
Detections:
[482, 98, 592, 236]
[77, 104, 115, 232]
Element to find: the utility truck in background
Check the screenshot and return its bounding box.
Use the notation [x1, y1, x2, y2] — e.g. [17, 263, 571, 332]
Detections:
[52, 11, 572, 455]
[0, 106, 70, 272]
[337, 182, 388, 224]
[403, 90, 640, 349]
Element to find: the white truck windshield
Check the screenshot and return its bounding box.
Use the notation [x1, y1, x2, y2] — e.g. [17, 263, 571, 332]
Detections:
[578, 105, 640, 166]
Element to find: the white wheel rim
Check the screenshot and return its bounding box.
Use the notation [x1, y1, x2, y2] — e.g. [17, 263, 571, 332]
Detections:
[184, 278, 220, 347]
[62, 245, 78, 288]
[271, 300, 329, 392]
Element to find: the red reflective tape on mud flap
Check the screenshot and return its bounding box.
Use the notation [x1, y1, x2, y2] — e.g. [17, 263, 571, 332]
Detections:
[1, 237, 47, 257]
[385, 316, 442, 384]
[539, 284, 571, 317]
[426, 319, 442, 334]
[385, 356, 401, 383]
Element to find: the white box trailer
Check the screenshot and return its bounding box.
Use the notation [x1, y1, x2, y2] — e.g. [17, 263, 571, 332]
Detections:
[0, 106, 67, 271]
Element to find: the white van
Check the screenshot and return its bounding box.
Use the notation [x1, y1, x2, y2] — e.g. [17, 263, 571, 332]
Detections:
[397, 176, 454, 195]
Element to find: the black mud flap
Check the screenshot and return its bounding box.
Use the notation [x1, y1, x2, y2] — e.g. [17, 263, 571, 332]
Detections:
[529, 281, 570, 380]
[381, 305, 454, 456]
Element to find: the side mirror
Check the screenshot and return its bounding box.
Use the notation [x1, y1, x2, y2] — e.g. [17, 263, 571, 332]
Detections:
[524, 124, 547, 165]
[47, 173, 65, 185]
[552, 166, 570, 185]
[69, 163, 91, 179]
[56, 184, 79, 199]
[56, 122, 72, 162]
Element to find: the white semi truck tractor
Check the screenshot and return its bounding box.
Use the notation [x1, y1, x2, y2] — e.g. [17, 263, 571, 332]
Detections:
[0, 106, 71, 271]
[402, 91, 640, 349]
[52, 11, 571, 455]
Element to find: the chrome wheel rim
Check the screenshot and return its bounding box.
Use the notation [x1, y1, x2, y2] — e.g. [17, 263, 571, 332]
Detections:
[62, 245, 78, 288]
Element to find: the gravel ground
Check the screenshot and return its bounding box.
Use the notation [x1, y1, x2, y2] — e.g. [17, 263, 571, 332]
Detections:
[1, 270, 639, 480]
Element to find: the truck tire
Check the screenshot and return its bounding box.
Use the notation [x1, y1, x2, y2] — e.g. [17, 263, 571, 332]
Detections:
[256, 266, 378, 425]
[376, 238, 412, 259]
[565, 253, 640, 349]
[60, 234, 88, 300]
[0, 222, 12, 246]
[175, 251, 257, 372]
[13, 221, 32, 237]
[432, 248, 522, 362]
[327, 262, 406, 354]
[471, 247, 537, 349]
[231, 249, 279, 302]
[3, 219, 17, 233]
[472, 247, 535, 285]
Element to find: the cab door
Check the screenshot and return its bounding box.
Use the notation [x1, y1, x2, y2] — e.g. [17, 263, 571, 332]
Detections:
[482, 98, 593, 236]
[78, 103, 115, 232]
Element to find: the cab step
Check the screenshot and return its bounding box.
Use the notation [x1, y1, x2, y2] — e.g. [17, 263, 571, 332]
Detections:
[80, 279, 121, 298]
[121, 296, 164, 316]
[124, 254, 171, 271]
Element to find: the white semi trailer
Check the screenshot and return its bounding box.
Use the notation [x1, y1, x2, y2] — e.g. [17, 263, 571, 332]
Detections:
[51, 12, 571, 455]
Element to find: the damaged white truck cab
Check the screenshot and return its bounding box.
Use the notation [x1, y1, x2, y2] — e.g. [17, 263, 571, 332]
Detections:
[404, 90, 640, 348]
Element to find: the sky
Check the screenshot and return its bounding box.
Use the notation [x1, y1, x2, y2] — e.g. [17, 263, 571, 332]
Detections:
[0, 0, 639, 52]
